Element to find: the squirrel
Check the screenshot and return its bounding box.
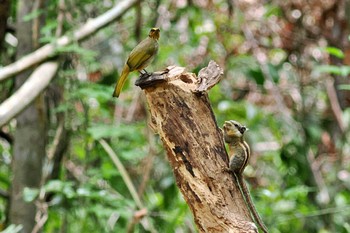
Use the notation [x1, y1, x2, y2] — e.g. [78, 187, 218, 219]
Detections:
[223, 120, 268, 233]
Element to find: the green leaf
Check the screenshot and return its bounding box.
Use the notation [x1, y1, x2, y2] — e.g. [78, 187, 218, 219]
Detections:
[322, 47, 344, 59]
[77, 188, 91, 197]
[63, 185, 76, 199]
[274, 200, 296, 212]
[0, 224, 23, 233]
[267, 63, 280, 83]
[87, 124, 121, 139]
[248, 67, 265, 85]
[55, 44, 98, 59]
[315, 65, 350, 76]
[23, 187, 39, 202]
[264, 5, 282, 17]
[284, 185, 311, 199]
[44, 180, 66, 192]
[43, 180, 76, 199]
[338, 84, 350, 90]
[23, 9, 44, 22]
[77, 83, 113, 101]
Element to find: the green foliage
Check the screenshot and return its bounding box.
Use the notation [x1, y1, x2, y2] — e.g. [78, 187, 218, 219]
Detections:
[322, 47, 344, 59]
[338, 84, 350, 91]
[22, 9, 44, 22]
[0, 224, 23, 233]
[1, 0, 350, 232]
[315, 65, 350, 76]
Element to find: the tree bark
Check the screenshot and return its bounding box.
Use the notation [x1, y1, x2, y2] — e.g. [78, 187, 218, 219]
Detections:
[0, 62, 59, 127]
[0, 0, 10, 53]
[136, 61, 258, 232]
[9, 1, 47, 232]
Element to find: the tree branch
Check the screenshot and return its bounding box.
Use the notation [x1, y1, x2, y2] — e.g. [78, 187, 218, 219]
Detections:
[0, 62, 59, 126]
[137, 61, 258, 232]
[0, 0, 140, 126]
[0, 0, 139, 81]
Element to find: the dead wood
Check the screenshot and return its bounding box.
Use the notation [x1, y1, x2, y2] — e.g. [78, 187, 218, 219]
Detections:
[136, 61, 258, 233]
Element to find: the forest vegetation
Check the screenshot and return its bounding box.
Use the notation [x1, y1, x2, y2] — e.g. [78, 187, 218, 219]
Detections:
[0, 0, 350, 232]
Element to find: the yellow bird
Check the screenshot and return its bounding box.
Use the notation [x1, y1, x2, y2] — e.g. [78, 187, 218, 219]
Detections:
[113, 28, 160, 98]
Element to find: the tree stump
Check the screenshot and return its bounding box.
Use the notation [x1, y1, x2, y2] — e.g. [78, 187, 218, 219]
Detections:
[136, 61, 258, 233]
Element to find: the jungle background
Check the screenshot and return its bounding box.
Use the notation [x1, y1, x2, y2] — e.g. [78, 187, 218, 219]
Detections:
[0, 0, 350, 232]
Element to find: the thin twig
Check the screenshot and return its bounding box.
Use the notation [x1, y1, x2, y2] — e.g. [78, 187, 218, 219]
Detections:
[325, 78, 345, 133]
[99, 139, 158, 233]
[99, 139, 143, 208]
[137, 124, 156, 197]
[307, 149, 330, 204]
[125, 88, 142, 122]
[31, 119, 66, 233]
[55, 0, 65, 37]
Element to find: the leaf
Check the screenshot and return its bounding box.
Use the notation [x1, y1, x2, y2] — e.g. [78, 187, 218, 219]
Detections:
[322, 47, 344, 59]
[23, 187, 39, 202]
[44, 180, 66, 192]
[315, 65, 350, 76]
[63, 185, 76, 199]
[283, 185, 311, 199]
[23, 10, 44, 22]
[55, 44, 98, 59]
[248, 67, 265, 85]
[274, 200, 296, 212]
[338, 84, 350, 90]
[43, 180, 76, 199]
[77, 188, 91, 197]
[0, 224, 23, 233]
[87, 124, 121, 139]
[77, 83, 113, 101]
[264, 5, 282, 17]
[267, 63, 280, 83]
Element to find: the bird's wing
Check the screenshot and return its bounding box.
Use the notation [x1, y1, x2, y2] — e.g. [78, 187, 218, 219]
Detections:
[127, 39, 158, 71]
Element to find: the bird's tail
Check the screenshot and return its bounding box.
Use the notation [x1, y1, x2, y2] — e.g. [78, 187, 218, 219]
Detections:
[113, 65, 130, 98]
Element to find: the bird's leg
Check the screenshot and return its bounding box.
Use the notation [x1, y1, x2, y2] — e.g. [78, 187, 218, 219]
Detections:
[139, 69, 152, 80]
[139, 69, 150, 75]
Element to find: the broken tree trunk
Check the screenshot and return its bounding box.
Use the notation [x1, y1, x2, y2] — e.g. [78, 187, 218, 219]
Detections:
[136, 61, 258, 232]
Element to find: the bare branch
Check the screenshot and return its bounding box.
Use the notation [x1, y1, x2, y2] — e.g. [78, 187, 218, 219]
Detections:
[0, 62, 59, 126]
[0, 0, 139, 81]
[325, 78, 345, 133]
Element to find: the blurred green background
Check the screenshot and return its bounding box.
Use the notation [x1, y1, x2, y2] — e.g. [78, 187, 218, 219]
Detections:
[1, 0, 350, 232]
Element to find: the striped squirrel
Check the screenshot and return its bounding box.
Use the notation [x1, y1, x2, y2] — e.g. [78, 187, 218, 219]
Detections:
[223, 120, 268, 233]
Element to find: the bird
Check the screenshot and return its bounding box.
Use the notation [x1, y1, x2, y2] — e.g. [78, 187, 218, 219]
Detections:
[113, 27, 160, 98]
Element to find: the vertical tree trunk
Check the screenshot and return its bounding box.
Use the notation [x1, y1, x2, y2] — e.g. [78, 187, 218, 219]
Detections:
[136, 62, 259, 232]
[9, 1, 47, 232]
[0, 0, 11, 53]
